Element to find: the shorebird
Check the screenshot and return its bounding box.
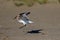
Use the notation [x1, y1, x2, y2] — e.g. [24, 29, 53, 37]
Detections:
[14, 12, 33, 29]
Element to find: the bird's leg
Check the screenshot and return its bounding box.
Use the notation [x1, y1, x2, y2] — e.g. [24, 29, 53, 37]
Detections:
[19, 24, 26, 29]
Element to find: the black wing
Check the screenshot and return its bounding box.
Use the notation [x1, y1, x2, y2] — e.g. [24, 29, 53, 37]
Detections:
[26, 12, 30, 15]
[19, 13, 24, 16]
[19, 12, 30, 16]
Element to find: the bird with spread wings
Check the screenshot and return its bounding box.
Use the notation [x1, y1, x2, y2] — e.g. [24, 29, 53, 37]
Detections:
[14, 12, 33, 29]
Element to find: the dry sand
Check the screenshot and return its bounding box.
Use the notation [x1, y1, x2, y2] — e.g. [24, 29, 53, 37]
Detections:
[0, 0, 60, 40]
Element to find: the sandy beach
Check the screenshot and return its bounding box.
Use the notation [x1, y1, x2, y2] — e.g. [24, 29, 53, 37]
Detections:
[0, 0, 60, 40]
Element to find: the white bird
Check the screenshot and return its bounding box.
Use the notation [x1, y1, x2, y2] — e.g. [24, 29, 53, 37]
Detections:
[14, 12, 33, 29]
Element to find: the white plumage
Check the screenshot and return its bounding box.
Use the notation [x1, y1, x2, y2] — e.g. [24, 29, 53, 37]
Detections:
[18, 19, 33, 25]
[14, 12, 33, 29]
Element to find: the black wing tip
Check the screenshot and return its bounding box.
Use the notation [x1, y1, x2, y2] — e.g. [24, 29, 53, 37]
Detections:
[19, 13, 24, 16]
[19, 11, 30, 16]
[26, 12, 30, 15]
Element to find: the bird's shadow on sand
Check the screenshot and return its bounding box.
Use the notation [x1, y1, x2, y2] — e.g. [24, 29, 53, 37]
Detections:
[26, 29, 43, 34]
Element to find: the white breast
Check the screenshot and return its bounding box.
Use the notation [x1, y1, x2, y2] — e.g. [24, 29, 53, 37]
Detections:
[18, 19, 27, 25]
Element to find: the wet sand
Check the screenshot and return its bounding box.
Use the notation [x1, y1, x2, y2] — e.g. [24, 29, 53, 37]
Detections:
[0, 0, 60, 40]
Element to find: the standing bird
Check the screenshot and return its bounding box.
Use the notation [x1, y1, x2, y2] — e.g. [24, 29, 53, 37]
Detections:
[14, 12, 33, 29]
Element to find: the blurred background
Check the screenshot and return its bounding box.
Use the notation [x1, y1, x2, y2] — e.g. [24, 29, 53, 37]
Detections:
[0, 0, 60, 40]
[7, 0, 60, 7]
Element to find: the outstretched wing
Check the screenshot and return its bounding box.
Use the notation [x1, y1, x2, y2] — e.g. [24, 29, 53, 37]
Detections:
[19, 12, 30, 16]
[19, 12, 30, 19]
[26, 12, 30, 15]
[13, 12, 30, 20]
